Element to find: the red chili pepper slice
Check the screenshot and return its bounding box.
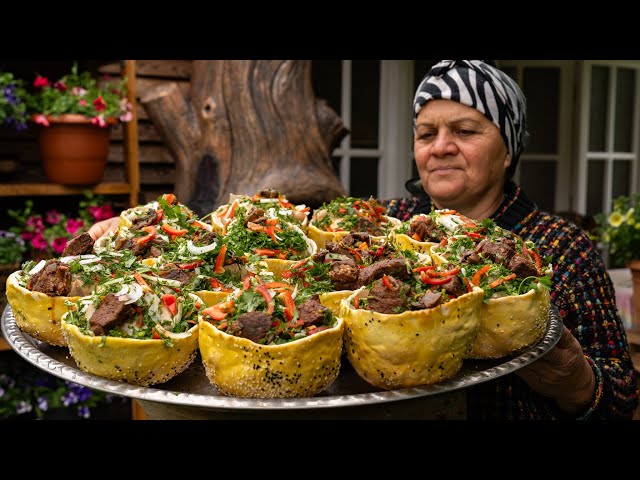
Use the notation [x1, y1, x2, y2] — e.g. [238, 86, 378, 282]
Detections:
[214, 245, 227, 274]
[135, 225, 156, 244]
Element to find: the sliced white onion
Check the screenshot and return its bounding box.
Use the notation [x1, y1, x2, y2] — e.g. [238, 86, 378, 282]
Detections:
[291, 283, 299, 300]
[28, 260, 46, 275]
[259, 198, 279, 203]
[139, 273, 182, 288]
[114, 282, 143, 305]
[186, 239, 218, 255]
[154, 322, 193, 339]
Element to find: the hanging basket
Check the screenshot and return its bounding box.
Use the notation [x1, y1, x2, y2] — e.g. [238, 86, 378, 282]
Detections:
[36, 114, 117, 185]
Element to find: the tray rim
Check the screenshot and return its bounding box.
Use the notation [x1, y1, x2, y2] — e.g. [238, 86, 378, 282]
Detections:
[1, 303, 563, 411]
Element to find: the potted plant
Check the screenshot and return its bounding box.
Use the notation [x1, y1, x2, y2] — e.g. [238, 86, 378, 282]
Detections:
[594, 193, 640, 327]
[26, 62, 133, 185]
[7, 192, 116, 262]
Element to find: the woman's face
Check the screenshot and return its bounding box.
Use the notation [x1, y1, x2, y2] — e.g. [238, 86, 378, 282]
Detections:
[413, 99, 511, 215]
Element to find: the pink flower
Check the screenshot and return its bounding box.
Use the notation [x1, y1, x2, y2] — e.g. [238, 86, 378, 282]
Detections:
[88, 204, 116, 222]
[34, 114, 50, 127]
[119, 111, 133, 123]
[93, 96, 106, 112]
[33, 76, 50, 88]
[26, 215, 44, 232]
[21, 231, 35, 242]
[53, 81, 67, 92]
[91, 116, 107, 128]
[78, 99, 87, 107]
[31, 233, 48, 251]
[71, 86, 87, 97]
[51, 237, 68, 254]
[66, 218, 85, 235]
[45, 210, 62, 225]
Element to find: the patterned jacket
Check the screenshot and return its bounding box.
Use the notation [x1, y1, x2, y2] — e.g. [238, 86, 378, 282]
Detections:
[383, 180, 638, 419]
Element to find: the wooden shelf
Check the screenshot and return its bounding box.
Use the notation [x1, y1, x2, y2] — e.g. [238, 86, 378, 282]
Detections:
[0, 182, 133, 197]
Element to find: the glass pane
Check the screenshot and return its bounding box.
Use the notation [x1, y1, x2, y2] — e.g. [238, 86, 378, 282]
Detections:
[589, 66, 609, 152]
[586, 159, 605, 216]
[614, 68, 635, 152]
[350, 157, 378, 198]
[612, 159, 632, 198]
[413, 60, 439, 90]
[523, 68, 559, 154]
[519, 160, 556, 213]
[351, 61, 380, 149]
[311, 61, 342, 114]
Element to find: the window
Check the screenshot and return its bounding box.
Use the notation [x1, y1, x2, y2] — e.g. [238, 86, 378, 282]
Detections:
[577, 62, 640, 217]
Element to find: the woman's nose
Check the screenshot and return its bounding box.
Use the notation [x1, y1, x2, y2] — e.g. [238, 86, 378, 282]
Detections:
[432, 130, 459, 156]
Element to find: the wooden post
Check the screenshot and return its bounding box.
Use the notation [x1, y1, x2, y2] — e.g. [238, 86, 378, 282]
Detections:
[123, 60, 140, 208]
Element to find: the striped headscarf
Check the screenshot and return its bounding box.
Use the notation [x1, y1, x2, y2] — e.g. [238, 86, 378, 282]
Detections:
[413, 60, 528, 177]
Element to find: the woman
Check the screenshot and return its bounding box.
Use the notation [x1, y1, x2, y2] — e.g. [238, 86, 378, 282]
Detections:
[384, 59, 638, 419]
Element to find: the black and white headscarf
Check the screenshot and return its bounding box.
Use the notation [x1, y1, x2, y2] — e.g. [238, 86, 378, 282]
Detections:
[413, 60, 528, 176]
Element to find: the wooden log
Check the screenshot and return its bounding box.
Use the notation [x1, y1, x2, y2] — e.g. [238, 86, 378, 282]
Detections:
[140, 60, 348, 215]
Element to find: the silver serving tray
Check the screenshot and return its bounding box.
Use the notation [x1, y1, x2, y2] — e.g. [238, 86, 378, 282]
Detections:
[1, 304, 562, 418]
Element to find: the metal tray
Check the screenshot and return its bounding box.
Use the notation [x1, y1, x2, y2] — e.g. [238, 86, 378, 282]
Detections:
[1, 304, 563, 419]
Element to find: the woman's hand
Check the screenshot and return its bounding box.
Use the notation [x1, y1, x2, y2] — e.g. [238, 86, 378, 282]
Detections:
[88, 217, 119, 240]
[516, 326, 596, 416]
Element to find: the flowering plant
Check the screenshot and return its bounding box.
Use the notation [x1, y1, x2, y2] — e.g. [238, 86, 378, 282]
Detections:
[7, 192, 116, 260]
[0, 231, 26, 265]
[0, 353, 126, 419]
[594, 193, 640, 268]
[27, 62, 132, 128]
[0, 70, 29, 131]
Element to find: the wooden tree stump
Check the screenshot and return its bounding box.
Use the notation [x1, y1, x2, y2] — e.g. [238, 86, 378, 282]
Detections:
[140, 60, 348, 215]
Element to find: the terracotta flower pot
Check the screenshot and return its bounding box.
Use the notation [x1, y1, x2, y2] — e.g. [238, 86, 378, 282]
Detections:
[36, 114, 117, 185]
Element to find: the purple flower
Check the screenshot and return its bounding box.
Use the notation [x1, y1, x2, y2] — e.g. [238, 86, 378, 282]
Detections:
[61, 390, 79, 406]
[37, 397, 48, 411]
[0, 386, 4, 398]
[16, 401, 32, 414]
[78, 406, 90, 419]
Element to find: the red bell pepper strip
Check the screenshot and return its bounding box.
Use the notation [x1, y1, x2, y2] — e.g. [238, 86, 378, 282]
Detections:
[255, 284, 274, 314]
[162, 293, 178, 315]
[381, 275, 394, 289]
[161, 224, 188, 237]
[254, 248, 281, 257]
[135, 225, 156, 244]
[472, 264, 492, 286]
[214, 245, 227, 274]
[178, 259, 204, 270]
[420, 271, 454, 285]
[133, 272, 152, 293]
[202, 306, 227, 321]
[154, 209, 164, 224]
[278, 290, 296, 321]
[489, 273, 517, 289]
[162, 193, 177, 205]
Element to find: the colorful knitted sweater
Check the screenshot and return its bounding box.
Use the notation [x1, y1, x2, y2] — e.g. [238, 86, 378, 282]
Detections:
[383, 180, 639, 420]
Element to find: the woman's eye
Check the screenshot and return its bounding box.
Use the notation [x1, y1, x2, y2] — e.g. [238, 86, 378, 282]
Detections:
[457, 129, 475, 136]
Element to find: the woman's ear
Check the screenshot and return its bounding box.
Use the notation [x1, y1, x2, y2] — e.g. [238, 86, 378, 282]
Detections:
[504, 153, 512, 169]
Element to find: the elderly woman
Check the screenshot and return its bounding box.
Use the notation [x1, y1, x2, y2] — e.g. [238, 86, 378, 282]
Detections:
[385, 59, 638, 419]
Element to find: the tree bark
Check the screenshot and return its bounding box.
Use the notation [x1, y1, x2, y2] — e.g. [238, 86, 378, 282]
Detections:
[140, 60, 348, 215]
